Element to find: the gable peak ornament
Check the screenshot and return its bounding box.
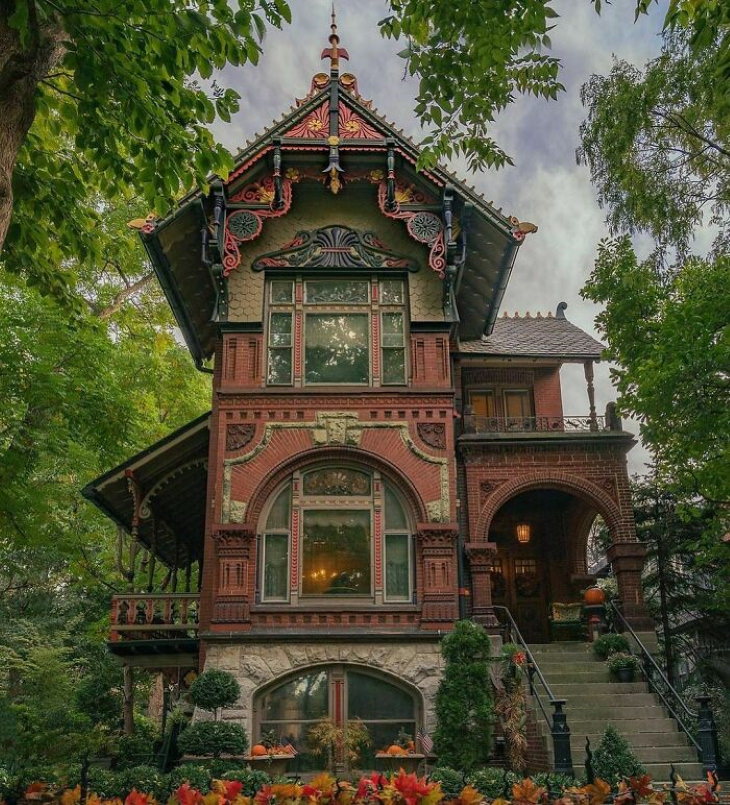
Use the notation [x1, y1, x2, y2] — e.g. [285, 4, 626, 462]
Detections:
[322, 5, 349, 75]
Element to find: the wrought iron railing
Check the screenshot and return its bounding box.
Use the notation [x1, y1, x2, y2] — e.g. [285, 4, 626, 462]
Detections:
[463, 415, 608, 434]
[607, 600, 720, 774]
[493, 605, 574, 775]
[110, 593, 199, 641]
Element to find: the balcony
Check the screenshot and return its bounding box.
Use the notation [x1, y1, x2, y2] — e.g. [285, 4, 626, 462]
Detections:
[109, 594, 200, 658]
[462, 414, 612, 434]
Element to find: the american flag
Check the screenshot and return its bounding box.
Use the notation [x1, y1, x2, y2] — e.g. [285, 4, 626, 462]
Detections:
[281, 739, 298, 756]
[416, 729, 433, 755]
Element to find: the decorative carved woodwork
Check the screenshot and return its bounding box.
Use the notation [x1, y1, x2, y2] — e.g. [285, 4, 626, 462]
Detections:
[338, 102, 381, 139]
[252, 225, 418, 271]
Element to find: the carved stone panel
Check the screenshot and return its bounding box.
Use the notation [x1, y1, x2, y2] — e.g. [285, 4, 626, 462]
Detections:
[417, 422, 446, 449]
[226, 424, 256, 452]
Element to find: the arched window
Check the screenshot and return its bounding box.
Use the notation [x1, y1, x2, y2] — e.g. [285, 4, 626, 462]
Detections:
[260, 468, 413, 605]
[256, 665, 419, 769]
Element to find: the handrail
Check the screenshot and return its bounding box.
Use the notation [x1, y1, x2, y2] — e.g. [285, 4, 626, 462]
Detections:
[606, 601, 702, 755]
[492, 605, 574, 775]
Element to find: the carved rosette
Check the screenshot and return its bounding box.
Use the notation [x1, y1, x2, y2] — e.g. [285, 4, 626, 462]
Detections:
[338, 102, 381, 139]
[417, 423, 446, 450]
[285, 102, 329, 138]
[377, 183, 446, 277]
[226, 424, 256, 452]
[222, 177, 294, 276]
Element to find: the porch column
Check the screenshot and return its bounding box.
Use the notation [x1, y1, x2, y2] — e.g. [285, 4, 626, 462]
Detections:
[465, 542, 499, 629]
[583, 360, 598, 431]
[606, 542, 653, 629]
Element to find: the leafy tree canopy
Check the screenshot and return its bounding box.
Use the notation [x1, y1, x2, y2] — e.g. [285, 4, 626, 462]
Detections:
[1, 0, 722, 300]
[579, 16, 729, 514]
[582, 238, 729, 506]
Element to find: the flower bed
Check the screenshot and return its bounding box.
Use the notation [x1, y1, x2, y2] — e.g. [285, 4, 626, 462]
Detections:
[7, 769, 720, 805]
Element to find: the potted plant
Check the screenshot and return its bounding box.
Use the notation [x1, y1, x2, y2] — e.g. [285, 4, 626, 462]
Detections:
[307, 717, 370, 774]
[591, 632, 630, 660]
[606, 651, 641, 682]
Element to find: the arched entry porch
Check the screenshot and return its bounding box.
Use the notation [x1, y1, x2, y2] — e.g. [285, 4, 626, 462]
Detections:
[486, 488, 598, 643]
[466, 472, 651, 638]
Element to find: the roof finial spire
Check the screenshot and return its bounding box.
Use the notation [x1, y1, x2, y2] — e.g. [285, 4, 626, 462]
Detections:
[321, 3, 348, 75]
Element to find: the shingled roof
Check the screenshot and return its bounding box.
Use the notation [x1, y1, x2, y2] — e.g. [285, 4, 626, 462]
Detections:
[457, 303, 604, 361]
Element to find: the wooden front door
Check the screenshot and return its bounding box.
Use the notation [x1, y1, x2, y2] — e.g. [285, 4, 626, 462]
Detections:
[490, 554, 549, 643]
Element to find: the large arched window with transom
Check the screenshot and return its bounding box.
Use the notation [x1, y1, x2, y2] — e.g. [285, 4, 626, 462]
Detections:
[259, 467, 413, 605]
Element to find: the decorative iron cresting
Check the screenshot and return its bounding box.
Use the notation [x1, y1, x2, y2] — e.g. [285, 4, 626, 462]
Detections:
[252, 225, 419, 271]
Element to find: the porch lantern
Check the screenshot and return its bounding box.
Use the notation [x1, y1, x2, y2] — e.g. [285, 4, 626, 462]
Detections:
[516, 523, 531, 544]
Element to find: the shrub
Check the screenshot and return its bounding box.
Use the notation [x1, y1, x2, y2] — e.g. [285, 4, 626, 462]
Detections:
[86, 768, 128, 800]
[189, 670, 241, 713]
[468, 767, 518, 798]
[530, 772, 577, 795]
[177, 721, 248, 759]
[592, 633, 630, 660]
[591, 724, 645, 786]
[433, 620, 493, 771]
[428, 767, 467, 799]
[116, 728, 159, 769]
[222, 768, 272, 796]
[168, 763, 212, 792]
[118, 765, 169, 801]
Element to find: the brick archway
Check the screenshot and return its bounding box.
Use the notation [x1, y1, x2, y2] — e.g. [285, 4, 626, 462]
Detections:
[476, 471, 629, 546]
[244, 445, 429, 530]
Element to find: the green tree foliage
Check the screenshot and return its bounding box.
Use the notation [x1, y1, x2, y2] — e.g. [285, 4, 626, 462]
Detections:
[0, 0, 292, 292]
[189, 670, 241, 715]
[582, 238, 729, 507]
[433, 620, 493, 771]
[629, 477, 729, 686]
[579, 21, 728, 510]
[578, 28, 729, 257]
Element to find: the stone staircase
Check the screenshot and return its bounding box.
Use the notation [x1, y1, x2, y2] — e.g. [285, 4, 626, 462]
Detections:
[528, 642, 705, 781]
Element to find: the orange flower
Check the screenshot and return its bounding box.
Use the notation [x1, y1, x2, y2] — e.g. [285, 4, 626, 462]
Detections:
[172, 784, 204, 805]
[391, 770, 440, 805]
[61, 786, 82, 805]
[511, 779, 546, 804]
[512, 652, 527, 665]
[454, 785, 484, 805]
[125, 790, 154, 805]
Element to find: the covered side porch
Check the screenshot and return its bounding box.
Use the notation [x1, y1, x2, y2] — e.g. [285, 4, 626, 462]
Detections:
[82, 412, 210, 665]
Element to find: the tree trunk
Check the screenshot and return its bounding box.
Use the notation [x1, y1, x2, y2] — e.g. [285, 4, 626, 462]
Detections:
[123, 664, 135, 735]
[0, 6, 65, 250]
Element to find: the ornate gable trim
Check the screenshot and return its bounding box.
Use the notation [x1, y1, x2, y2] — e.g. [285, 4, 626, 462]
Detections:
[251, 225, 419, 272]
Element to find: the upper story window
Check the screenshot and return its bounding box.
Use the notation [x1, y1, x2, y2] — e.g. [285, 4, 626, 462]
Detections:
[260, 467, 413, 605]
[266, 278, 407, 387]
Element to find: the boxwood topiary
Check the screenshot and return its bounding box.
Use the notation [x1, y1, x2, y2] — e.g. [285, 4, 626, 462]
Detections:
[591, 724, 645, 786]
[189, 670, 240, 713]
[177, 721, 248, 759]
[167, 763, 212, 793]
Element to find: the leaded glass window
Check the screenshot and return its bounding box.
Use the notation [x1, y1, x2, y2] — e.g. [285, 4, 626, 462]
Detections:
[265, 277, 408, 387]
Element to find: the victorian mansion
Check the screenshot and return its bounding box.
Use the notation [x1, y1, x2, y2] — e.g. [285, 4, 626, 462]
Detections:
[83, 26, 652, 769]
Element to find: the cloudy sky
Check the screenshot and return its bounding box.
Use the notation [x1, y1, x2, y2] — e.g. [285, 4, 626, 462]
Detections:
[213, 0, 668, 473]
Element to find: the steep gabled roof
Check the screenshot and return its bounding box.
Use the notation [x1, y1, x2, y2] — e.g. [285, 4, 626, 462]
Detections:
[136, 34, 536, 365]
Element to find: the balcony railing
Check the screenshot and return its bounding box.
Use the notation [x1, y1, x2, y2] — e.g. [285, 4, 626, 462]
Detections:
[110, 593, 199, 641]
[462, 414, 610, 434]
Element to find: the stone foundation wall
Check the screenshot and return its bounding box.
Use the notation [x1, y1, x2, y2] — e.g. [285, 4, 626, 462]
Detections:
[201, 640, 444, 738]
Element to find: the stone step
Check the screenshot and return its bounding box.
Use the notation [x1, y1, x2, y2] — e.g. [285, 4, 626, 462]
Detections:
[535, 692, 658, 707]
[563, 732, 691, 749]
[624, 762, 705, 782]
[544, 705, 668, 720]
[548, 681, 647, 695]
[565, 717, 679, 734]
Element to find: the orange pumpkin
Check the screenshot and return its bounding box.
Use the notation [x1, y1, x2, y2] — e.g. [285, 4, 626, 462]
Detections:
[583, 587, 606, 606]
[251, 744, 268, 756]
[387, 744, 405, 756]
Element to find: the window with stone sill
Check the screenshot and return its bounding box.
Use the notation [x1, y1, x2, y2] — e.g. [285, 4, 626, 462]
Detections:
[256, 665, 419, 770]
[259, 468, 413, 605]
[266, 278, 407, 386]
